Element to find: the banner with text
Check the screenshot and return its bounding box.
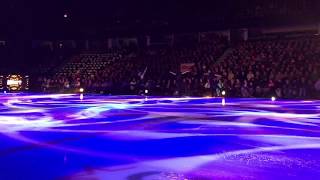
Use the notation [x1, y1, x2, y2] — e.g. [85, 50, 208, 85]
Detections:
[180, 63, 195, 74]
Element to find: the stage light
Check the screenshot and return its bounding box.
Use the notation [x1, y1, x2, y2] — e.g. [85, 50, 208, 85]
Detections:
[222, 98, 226, 106]
[4, 91, 7, 94]
[64, 14, 68, 18]
[222, 90, 226, 96]
[145, 89, 148, 94]
[79, 88, 84, 93]
[80, 94, 84, 100]
[271, 96, 276, 101]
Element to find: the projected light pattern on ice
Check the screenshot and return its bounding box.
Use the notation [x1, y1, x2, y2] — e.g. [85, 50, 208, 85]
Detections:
[0, 94, 320, 179]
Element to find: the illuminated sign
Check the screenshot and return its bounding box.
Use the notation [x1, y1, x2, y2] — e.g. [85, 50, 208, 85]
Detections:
[0, 74, 30, 91]
[0, 75, 3, 90]
[25, 75, 29, 90]
[7, 75, 23, 91]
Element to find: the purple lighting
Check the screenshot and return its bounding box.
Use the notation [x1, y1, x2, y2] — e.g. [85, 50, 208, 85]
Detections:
[0, 94, 320, 179]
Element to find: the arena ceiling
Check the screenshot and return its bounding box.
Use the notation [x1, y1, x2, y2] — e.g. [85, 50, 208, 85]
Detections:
[0, 0, 320, 38]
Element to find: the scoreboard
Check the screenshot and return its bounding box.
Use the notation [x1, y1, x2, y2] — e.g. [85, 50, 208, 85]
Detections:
[0, 74, 29, 91]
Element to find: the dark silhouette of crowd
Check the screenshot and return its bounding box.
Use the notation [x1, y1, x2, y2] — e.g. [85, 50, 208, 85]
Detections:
[38, 35, 320, 99]
[213, 37, 320, 98]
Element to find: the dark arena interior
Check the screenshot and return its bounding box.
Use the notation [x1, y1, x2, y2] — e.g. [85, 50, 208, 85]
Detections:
[1, 0, 320, 179]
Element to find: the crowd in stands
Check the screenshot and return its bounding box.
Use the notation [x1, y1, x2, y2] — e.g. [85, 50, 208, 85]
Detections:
[39, 35, 228, 95]
[38, 35, 320, 99]
[212, 37, 320, 98]
[39, 49, 133, 93]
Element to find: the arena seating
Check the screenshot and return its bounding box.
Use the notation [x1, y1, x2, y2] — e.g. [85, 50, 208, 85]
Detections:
[38, 35, 320, 98]
[218, 37, 320, 98]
